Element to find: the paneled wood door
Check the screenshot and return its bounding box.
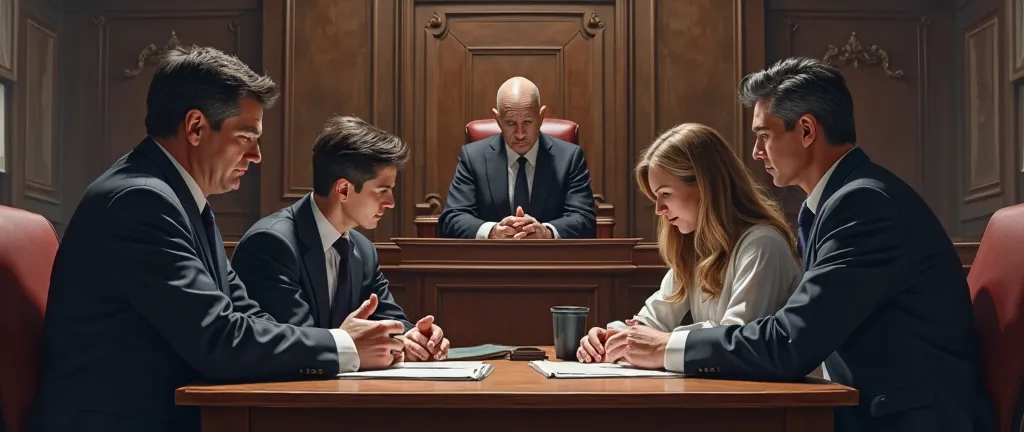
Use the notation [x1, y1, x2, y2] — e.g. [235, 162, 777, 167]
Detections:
[400, 1, 626, 237]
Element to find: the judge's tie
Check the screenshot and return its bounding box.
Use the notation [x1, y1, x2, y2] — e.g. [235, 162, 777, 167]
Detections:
[513, 156, 530, 212]
[797, 200, 815, 257]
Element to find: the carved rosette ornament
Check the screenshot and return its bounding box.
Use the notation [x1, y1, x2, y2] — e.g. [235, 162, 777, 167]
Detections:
[125, 31, 181, 77]
[823, 32, 904, 79]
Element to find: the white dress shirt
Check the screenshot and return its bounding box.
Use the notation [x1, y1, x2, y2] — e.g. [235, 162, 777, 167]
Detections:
[310, 198, 350, 306]
[607, 225, 801, 373]
[475, 141, 561, 239]
[154, 140, 361, 372]
[663, 153, 853, 378]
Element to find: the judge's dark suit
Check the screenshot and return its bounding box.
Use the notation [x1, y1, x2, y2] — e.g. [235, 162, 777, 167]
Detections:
[681, 148, 994, 432]
[231, 193, 413, 331]
[438, 133, 597, 239]
[27, 139, 341, 432]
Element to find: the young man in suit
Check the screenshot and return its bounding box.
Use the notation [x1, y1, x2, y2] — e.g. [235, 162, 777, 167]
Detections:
[27, 46, 404, 432]
[615, 58, 995, 431]
[438, 76, 597, 239]
[232, 115, 450, 362]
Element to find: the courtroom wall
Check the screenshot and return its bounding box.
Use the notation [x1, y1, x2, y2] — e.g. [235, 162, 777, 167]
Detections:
[2, 0, 1020, 243]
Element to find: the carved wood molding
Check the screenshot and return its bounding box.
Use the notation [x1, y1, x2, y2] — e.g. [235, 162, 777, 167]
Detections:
[425, 9, 605, 39]
[582, 10, 605, 37]
[425, 11, 445, 38]
[124, 31, 181, 77]
[823, 32, 904, 79]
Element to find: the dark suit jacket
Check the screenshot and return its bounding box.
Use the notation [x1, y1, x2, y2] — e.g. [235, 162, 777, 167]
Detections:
[231, 193, 413, 331]
[681, 148, 994, 432]
[27, 139, 340, 432]
[438, 133, 597, 239]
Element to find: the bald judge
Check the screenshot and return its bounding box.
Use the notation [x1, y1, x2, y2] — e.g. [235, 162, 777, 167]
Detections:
[438, 77, 597, 239]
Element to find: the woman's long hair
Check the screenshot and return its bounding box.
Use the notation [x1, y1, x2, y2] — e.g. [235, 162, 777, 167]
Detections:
[636, 123, 798, 302]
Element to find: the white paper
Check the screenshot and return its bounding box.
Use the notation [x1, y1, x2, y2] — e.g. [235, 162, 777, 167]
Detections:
[337, 361, 494, 381]
[528, 360, 683, 379]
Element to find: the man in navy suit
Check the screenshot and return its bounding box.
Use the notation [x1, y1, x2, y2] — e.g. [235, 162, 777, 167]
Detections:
[27, 46, 404, 432]
[232, 115, 450, 361]
[619, 58, 994, 431]
[438, 76, 597, 239]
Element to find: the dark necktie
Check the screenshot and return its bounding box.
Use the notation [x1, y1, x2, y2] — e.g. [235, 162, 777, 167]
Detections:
[797, 200, 816, 257]
[513, 156, 530, 211]
[199, 203, 219, 262]
[329, 237, 353, 328]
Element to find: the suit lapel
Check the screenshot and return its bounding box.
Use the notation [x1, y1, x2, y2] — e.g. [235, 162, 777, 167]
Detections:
[808, 147, 870, 265]
[348, 242, 364, 315]
[529, 135, 555, 217]
[136, 138, 220, 286]
[484, 135, 512, 217]
[295, 195, 331, 327]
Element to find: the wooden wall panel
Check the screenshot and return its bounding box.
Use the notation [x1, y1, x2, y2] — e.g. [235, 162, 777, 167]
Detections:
[12, 0, 63, 232]
[261, 0, 400, 242]
[954, 0, 1014, 238]
[403, 1, 627, 237]
[629, 0, 758, 240]
[764, 3, 954, 230]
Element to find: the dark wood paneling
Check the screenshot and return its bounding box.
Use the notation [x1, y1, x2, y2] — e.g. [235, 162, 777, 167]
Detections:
[402, 1, 627, 237]
[261, 0, 400, 242]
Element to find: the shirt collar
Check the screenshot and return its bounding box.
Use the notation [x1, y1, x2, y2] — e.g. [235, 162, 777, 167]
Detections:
[153, 138, 207, 213]
[310, 196, 348, 252]
[505, 138, 540, 168]
[806, 148, 854, 214]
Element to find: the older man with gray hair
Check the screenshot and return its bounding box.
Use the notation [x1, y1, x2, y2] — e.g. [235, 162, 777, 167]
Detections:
[438, 76, 597, 239]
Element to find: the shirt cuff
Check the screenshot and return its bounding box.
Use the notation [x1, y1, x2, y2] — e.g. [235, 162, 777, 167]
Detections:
[329, 328, 360, 372]
[664, 329, 689, 373]
[543, 223, 560, 239]
[476, 222, 497, 239]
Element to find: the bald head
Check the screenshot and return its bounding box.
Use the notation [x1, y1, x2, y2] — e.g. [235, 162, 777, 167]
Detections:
[491, 76, 547, 155]
[495, 77, 541, 113]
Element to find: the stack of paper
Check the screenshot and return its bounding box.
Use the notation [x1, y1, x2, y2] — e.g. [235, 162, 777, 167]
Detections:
[528, 360, 683, 379]
[337, 361, 494, 381]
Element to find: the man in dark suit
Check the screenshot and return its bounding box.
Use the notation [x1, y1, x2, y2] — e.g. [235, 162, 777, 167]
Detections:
[232, 116, 450, 361]
[27, 46, 404, 432]
[615, 58, 994, 431]
[438, 76, 597, 239]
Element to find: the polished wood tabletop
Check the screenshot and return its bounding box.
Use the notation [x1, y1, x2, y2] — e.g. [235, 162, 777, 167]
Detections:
[176, 347, 857, 408]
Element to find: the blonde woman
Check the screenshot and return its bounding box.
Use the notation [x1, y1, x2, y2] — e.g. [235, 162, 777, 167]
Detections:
[577, 123, 802, 368]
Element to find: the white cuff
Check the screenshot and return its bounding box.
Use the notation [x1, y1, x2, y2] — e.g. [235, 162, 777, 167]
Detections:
[329, 328, 360, 372]
[664, 329, 689, 373]
[476, 222, 497, 239]
[543, 223, 560, 239]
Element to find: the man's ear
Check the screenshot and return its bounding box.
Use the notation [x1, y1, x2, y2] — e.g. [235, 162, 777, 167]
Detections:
[491, 108, 501, 123]
[336, 179, 350, 202]
[538, 105, 547, 120]
[798, 114, 816, 148]
[184, 109, 206, 147]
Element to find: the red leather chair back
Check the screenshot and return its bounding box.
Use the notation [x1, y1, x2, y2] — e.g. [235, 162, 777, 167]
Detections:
[465, 118, 579, 144]
[0, 206, 58, 432]
[967, 202, 1024, 431]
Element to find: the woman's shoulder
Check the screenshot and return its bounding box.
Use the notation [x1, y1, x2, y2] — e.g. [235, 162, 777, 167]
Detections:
[735, 224, 797, 258]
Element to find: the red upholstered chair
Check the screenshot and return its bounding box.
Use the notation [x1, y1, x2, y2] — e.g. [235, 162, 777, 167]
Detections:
[967, 203, 1024, 431]
[465, 118, 579, 144]
[0, 206, 58, 432]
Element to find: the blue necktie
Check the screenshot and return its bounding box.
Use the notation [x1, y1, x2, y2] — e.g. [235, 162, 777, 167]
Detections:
[199, 204, 219, 262]
[330, 237, 353, 328]
[797, 200, 815, 257]
[513, 156, 530, 211]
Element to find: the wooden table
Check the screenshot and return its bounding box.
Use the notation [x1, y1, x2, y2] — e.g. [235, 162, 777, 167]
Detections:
[177, 348, 858, 432]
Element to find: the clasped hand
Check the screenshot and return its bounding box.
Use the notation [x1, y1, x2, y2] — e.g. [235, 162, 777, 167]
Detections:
[576, 319, 669, 369]
[491, 206, 551, 239]
[339, 294, 450, 370]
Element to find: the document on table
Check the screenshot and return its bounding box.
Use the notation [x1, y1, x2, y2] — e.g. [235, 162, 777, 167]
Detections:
[337, 361, 494, 381]
[528, 360, 683, 379]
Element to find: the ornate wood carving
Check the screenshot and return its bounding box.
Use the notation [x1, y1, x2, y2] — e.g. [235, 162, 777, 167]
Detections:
[582, 10, 605, 37]
[426, 11, 446, 38]
[823, 32, 904, 79]
[124, 31, 181, 77]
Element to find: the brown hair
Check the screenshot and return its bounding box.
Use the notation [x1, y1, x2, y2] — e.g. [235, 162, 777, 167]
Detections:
[636, 123, 797, 302]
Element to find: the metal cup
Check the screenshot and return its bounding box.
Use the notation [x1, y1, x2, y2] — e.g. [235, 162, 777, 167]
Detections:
[551, 306, 589, 360]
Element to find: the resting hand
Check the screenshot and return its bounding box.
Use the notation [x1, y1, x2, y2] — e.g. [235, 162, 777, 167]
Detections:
[340, 294, 405, 370]
[490, 215, 518, 239]
[623, 323, 670, 370]
[509, 206, 552, 239]
[401, 315, 450, 361]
